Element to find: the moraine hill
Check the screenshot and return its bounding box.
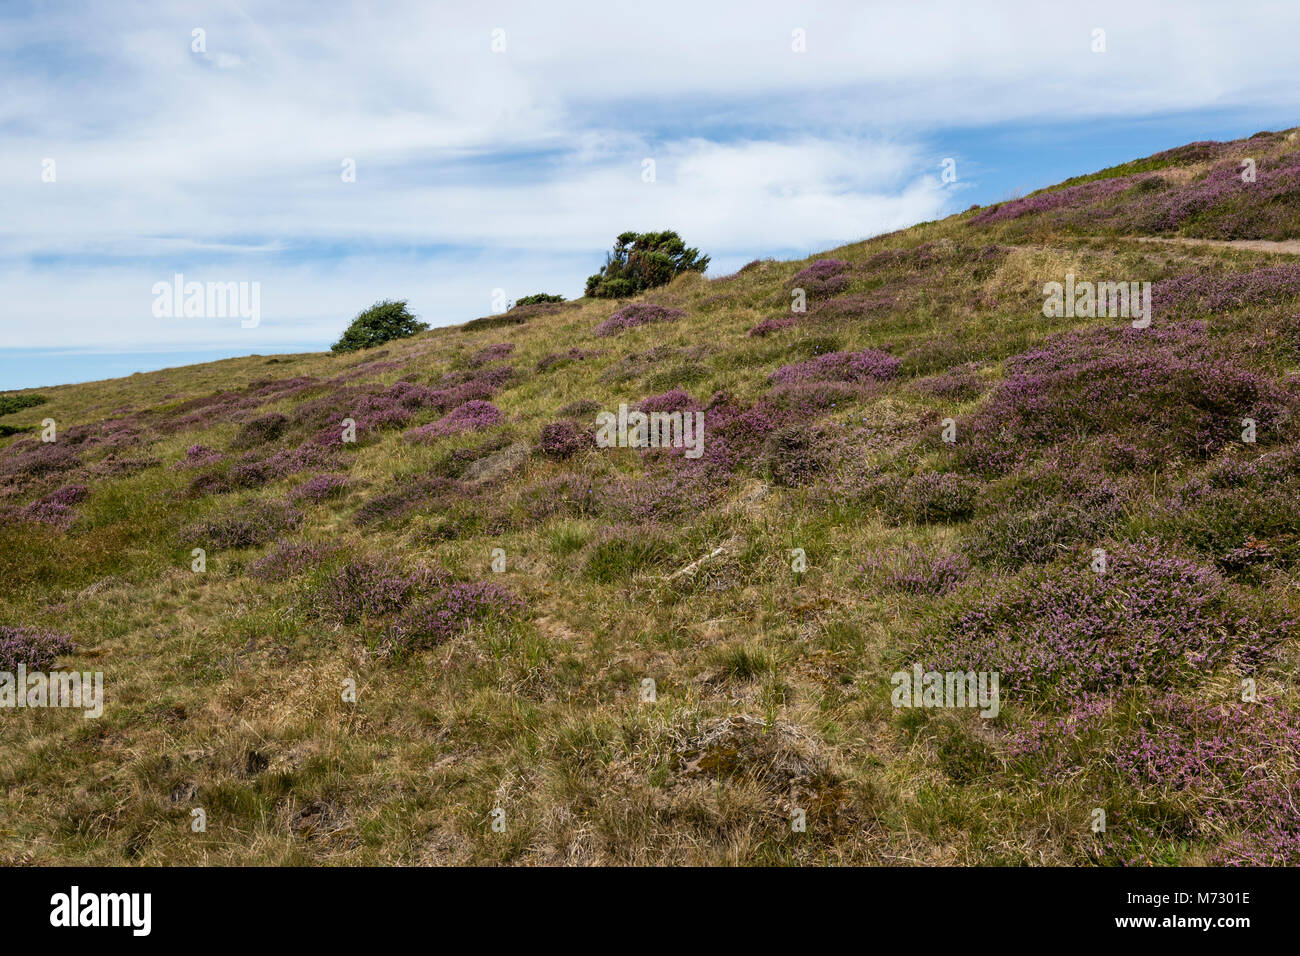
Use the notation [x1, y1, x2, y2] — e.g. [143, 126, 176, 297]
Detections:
[3, 128, 1300, 865]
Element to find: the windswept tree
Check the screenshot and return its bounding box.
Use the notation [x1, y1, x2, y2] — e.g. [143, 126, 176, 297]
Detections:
[330, 299, 430, 353]
[585, 230, 710, 299]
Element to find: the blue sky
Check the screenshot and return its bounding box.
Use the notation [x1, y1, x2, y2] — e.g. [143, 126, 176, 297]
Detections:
[3, 0, 1299, 389]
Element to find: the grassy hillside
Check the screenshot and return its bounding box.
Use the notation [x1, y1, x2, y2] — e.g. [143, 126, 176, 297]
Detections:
[3, 129, 1299, 865]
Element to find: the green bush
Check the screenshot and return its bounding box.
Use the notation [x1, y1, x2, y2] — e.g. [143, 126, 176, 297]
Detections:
[0, 393, 47, 417]
[585, 230, 709, 299]
[330, 299, 429, 353]
[514, 293, 566, 307]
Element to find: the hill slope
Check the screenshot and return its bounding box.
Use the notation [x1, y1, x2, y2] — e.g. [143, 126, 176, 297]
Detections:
[3, 128, 1300, 866]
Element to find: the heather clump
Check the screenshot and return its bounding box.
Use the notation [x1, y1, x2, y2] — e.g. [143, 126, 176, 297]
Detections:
[922, 545, 1293, 702]
[766, 380, 861, 412]
[769, 348, 900, 387]
[288, 473, 350, 504]
[230, 412, 289, 450]
[467, 342, 514, 366]
[1153, 264, 1300, 317]
[747, 316, 799, 337]
[2, 483, 91, 529]
[386, 581, 524, 653]
[593, 303, 685, 337]
[970, 174, 1151, 226]
[353, 476, 460, 527]
[0, 625, 75, 670]
[538, 420, 590, 460]
[909, 363, 988, 402]
[0, 440, 80, 479]
[1155, 444, 1300, 570]
[635, 389, 698, 413]
[1007, 694, 1300, 865]
[248, 541, 342, 581]
[519, 473, 607, 521]
[176, 444, 223, 469]
[809, 288, 899, 323]
[789, 258, 850, 297]
[760, 422, 835, 488]
[958, 322, 1292, 475]
[405, 400, 503, 442]
[187, 498, 303, 549]
[312, 557, 445, 623]
[860, 547, 970, 595]
[963, 468, 1131, 568]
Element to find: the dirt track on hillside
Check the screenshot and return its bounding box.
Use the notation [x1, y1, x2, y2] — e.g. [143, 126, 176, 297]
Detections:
[1133, 236, 1300, 254]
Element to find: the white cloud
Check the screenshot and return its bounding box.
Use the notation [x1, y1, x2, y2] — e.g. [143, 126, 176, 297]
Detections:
[1, 0, 1298, 352]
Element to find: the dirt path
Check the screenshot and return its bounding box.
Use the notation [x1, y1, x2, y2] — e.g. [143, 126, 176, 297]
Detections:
[1133, 236, 1300, 254]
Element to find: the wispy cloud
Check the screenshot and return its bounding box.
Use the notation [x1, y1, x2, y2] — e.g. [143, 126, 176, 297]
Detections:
[2, 0, 1298, 361]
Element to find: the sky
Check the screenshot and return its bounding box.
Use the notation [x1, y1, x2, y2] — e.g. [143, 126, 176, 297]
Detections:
[2, 0, 1299, 389]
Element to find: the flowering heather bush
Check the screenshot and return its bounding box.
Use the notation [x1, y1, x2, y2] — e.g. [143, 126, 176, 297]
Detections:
[897, 471, 980, 523]
[922, 545, 1293, 702]
[860, 547, 970, 595]
[909, 363, 987, 402]
[289, 473, 349, 503]
[353, 476, 459, 526]
[187, 499, 303, 549]
[969, 174, 1151, 225]
[1153, 264, 1300, 317]
[0, 625, 75, 670]
[762, 423, 834, 487]
[1, 483, 91, 528]
[248, 541, 341, 581]
[682, 394, 793, 480]
[1155, 445, 1300, 569]
[405, 400, 503, 442]
[313, 557, 445, 623]
[1007, 694, 1300, 866]
[964, 470, 1129, 568]
[176, 444, 223, 469]
[467, 342, 514, 366]
[766, 380, 862, 411]
[593, 303, 685, 337]
[789, 258, 850, 297]
[958, 322, 1292, 474]
[556, 399, 601, 419]
[423, 366, 515, 413]
[230, 412, 289, 450]
[538, 420, 590, 460]
[853, 469, 981, 525]
[748, 316, 800, 337]
[810, 288, 899, 323]
[0, 440, 80, 479]
[386, 581, 524, 652]
[258, 441, 344, 477]
[613, 467, 728, 523]
[537, 347, 600, 372]
[635, 389, 698, 413]
[769, 348, 901, 387]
